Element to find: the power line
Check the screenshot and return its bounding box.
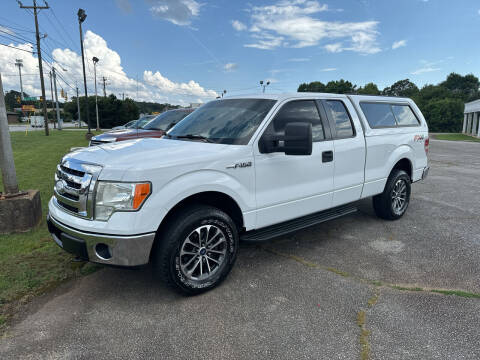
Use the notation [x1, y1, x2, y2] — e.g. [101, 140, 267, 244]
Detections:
[0, 22, 36, 34]
[49, 7, 79, 52]
[0, 29, 35, 44]
[41, 8, 75, 51]
[0, 42, 35, 53]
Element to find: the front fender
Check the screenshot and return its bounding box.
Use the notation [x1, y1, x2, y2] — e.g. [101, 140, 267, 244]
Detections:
[147, 169, 256, 230]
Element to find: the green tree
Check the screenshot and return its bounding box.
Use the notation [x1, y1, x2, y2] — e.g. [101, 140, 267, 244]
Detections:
[135, 101, 179, 113]
[440, 73, 480, 102]
[63, 95, 139, 128]
[422, 98, 464, 132]
[297, 81, 326, 93]
[382, 79, 419, 98]
[4, 90, 27, 111]
[325, 79, 356, 94]
[357, 82, 380, 95]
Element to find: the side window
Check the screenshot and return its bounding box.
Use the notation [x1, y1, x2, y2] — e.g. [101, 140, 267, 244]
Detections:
[391, 105, 420, 126]
[324, 100, 354, 138]
[360, 102, 397, 128]
[267, 100, 325, 141]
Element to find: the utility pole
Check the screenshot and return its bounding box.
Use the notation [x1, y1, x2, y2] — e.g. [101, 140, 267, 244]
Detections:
[101, 76, 107, 98]
[18, 0, 50, 136]
[49, 70, 56, 129]
[0, 74, 19, 194]
[52, 67, 62, 129]
[76, 83, 81, 128]
[15, 59, 24, 100]
[92, 57, 100, 130]
[78, 8, 91, 135]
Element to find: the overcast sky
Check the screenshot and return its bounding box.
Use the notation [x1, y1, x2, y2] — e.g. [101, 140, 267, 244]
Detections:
[0, 0, 479, 105]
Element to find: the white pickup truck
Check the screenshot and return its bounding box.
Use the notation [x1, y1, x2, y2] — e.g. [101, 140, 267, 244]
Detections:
[47, 93, 429, 294]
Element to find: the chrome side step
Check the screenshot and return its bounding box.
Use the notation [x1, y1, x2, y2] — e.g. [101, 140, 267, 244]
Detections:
[241, 204, 358, 242]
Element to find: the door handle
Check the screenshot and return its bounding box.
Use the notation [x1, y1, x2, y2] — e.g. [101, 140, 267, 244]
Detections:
[322, 151, 333, 163]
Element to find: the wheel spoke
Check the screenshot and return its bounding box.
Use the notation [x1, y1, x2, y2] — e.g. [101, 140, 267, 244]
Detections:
[183, 255, 198, 268]
[187, 258, 201, 275]
[180, 250, 197, 256]
[207, 249, 225, 255]
[207, 231, 222, 246]
[206, 255, 220, 265]
[208, 237, 226, 250]
[184, 239, 199, 249]
[205, 256, 211, 272]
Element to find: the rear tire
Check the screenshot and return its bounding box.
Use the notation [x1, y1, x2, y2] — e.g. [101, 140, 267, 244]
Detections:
[373, 169, 411, 220]
[153, 205, 239, 295]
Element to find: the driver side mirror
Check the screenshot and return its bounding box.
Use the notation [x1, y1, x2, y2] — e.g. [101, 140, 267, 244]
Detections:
[260, 122, 312, 156]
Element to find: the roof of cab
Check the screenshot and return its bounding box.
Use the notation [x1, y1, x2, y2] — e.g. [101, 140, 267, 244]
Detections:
[223, 92, 413, 103]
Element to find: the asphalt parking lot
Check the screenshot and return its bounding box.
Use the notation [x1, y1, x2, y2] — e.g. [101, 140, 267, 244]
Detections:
[1, 139, 479, 359]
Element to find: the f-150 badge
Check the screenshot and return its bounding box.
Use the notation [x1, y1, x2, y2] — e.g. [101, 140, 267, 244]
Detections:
[226, 161, 252, 169]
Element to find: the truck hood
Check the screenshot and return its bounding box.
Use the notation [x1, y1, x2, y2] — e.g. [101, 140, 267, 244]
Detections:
[65, 138, 241, 180]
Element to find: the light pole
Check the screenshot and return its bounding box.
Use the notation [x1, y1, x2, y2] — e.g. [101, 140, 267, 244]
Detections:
[78, 8, 91, 136]
[52, 67, 62, 130]
[76, 81, 81, 128]
[15, 59, 24, 100]
[260, 80, 270, 93]
[92, 56, 100, 131]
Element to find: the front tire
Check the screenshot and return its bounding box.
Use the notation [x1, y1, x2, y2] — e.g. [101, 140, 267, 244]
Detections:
[373, 169, 411, 220]
[153, 205, 239, 295]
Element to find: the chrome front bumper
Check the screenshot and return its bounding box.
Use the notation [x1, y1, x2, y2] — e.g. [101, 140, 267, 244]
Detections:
[47, 214, 156, 266]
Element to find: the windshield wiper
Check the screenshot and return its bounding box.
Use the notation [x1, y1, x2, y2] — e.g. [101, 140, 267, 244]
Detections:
[173, 134, 214, 143]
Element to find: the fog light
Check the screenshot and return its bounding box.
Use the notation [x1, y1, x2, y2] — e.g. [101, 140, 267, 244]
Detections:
[95, 243, 112, 260]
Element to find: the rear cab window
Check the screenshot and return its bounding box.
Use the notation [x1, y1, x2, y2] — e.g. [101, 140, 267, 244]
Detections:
[360, 102, 420, 128]
[323, 100, 355, 138]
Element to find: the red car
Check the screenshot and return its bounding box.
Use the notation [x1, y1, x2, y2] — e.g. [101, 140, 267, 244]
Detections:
[89, 108, 195, 146]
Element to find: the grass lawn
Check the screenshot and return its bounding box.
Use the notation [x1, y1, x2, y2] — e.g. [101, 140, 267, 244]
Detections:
[0, 130, 101, 331]
[433, 133, 480, 142]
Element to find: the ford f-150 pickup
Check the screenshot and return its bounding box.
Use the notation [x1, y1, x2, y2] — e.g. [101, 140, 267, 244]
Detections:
[47, 93, 429, 294]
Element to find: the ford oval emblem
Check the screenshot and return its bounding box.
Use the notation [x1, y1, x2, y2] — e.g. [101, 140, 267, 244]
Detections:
[55, 180, 66, 194]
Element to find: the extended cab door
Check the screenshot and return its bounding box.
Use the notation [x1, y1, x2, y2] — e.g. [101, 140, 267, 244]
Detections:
[320, 98, 366, 206]
[253, 99, 335, 228]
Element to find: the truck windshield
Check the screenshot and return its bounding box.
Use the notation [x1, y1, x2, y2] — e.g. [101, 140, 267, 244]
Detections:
[167, 99, 276, 145]
[143, 111, 190, 131]
[127, 116, 154, 129]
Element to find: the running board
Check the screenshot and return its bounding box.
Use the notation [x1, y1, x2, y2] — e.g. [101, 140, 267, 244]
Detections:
[241, 204, 358, 242]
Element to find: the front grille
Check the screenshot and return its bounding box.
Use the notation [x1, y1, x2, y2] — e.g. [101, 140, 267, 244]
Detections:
[54, 158, 102, 219]
[89, 139, 107, 146]
[61, 164, 84, 177]
[57, 200, 79, 213]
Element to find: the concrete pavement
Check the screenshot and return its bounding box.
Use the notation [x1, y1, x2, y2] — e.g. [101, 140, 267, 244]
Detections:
[1, 139, 479, 359]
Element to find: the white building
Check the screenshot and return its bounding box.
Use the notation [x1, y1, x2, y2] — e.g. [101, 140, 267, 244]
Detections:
[463, 99, 480, 137]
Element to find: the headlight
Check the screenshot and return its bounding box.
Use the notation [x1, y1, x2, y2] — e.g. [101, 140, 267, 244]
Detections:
[94, 181, 151, 221]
